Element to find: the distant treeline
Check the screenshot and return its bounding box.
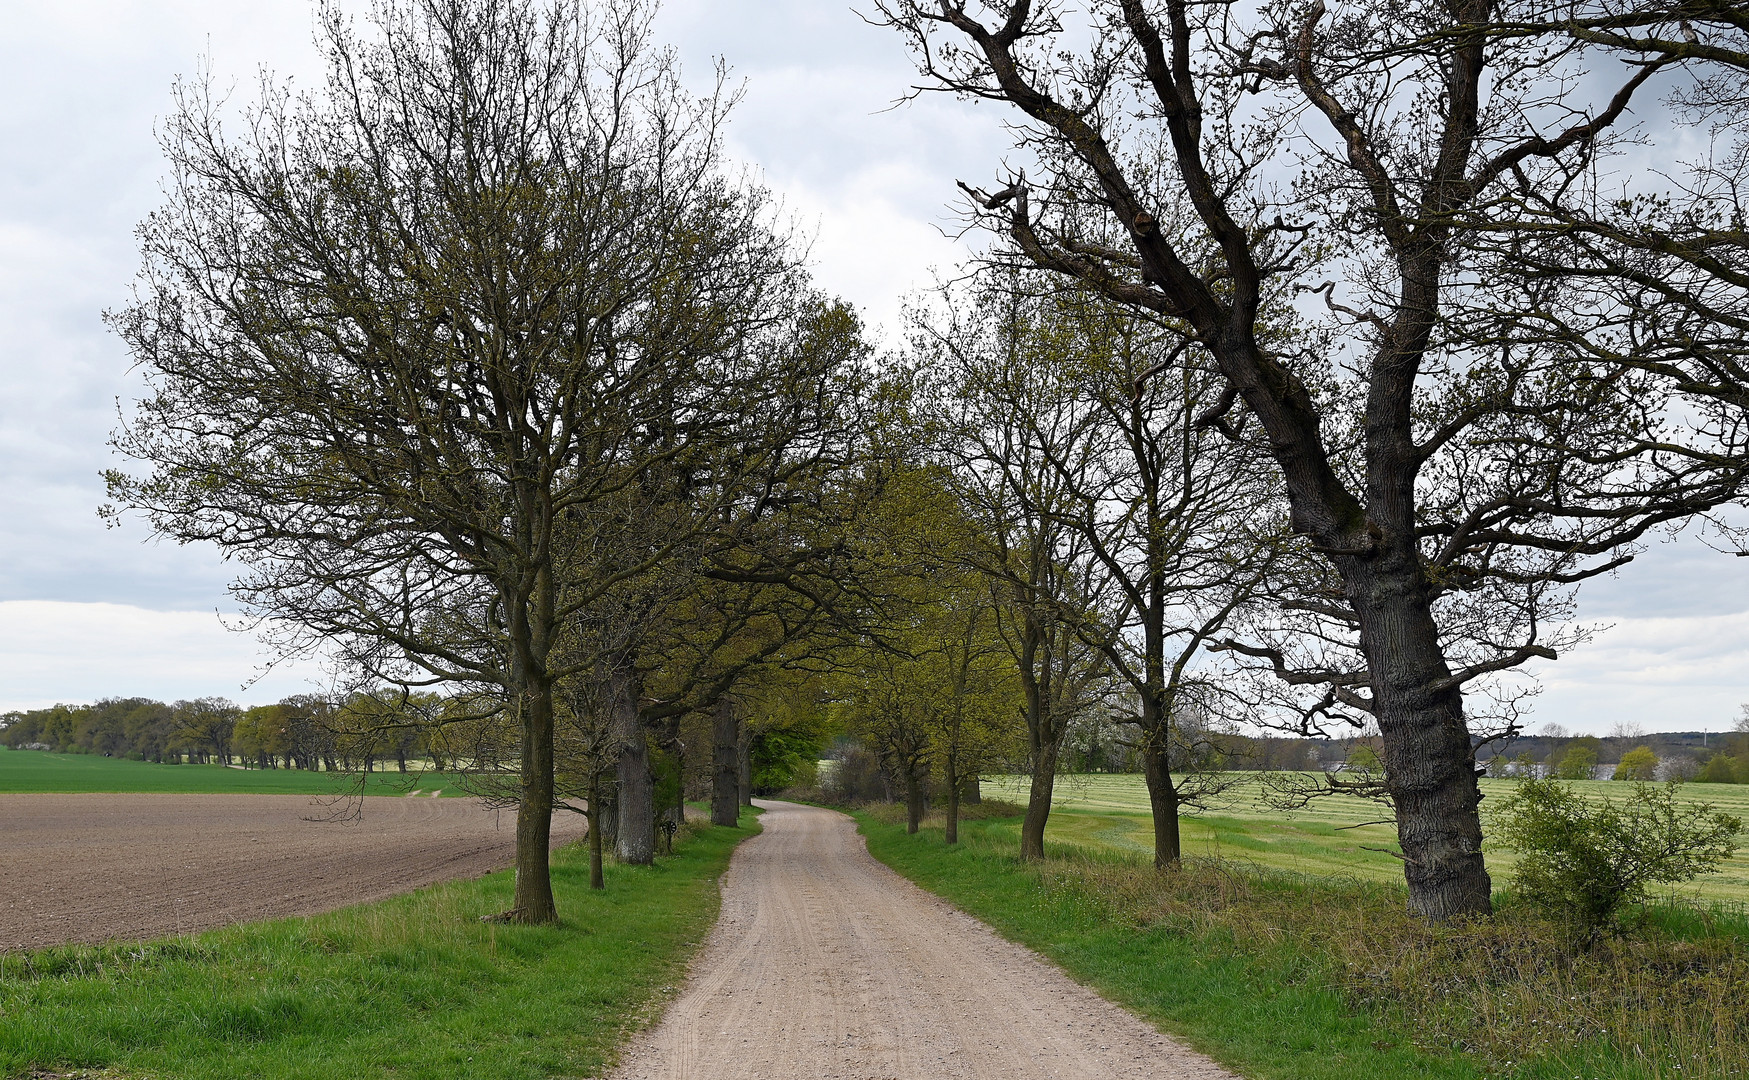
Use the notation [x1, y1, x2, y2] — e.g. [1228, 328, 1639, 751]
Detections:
[1053, 727, 1749, 781]
[1481, 730, 1749, 784]
[0, 695, 441, 772]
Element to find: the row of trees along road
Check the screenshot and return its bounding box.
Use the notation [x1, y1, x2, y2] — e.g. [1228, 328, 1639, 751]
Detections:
[874, 0, 1749, 919]
[104, 0, 1749, 926]
[106, 0, 869, 923]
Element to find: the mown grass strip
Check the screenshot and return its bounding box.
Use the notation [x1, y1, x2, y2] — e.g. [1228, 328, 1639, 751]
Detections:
[857, 808, 1749, 1080]
[0, 806, 759, 1080]
[0, 748, 469, 797]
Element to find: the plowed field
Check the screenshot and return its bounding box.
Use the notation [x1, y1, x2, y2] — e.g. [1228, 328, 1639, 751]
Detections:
[0, 793, 586, 950]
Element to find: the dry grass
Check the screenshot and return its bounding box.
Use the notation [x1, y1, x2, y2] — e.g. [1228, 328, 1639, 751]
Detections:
[1023, 847, 1749, 1077]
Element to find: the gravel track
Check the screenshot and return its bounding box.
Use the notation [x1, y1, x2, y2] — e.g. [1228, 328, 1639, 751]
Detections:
[0, 792, 585, 950]
[609, 800, 1236, 1080]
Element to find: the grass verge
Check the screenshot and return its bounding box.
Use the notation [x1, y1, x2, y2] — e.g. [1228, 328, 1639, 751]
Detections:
[0, 749, 470, 797]
[0, 806, 760, 1080]
[856, 806, 1749, 1080]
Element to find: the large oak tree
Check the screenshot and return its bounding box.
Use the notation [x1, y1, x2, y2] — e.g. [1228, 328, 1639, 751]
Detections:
[879, 0, 1749, 917]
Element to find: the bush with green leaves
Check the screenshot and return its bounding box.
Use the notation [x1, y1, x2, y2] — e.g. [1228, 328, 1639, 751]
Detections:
[1491, 778, 1742, 932]
[1696, 752, 1739, 784]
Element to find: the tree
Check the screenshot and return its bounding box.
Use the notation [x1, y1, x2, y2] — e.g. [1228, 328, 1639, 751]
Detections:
[832, 484, 1025, 839]
[234, 705, 291, 769]
[921, 277, 1279, 866]
[877, 0, 1749, 920]
[109, 0, 844, 922]
[1553, 742, 1601, 781]
[914, 284, 1113, 858]
[1614, 746, 1660, 782]
[173, 698, 239, 765]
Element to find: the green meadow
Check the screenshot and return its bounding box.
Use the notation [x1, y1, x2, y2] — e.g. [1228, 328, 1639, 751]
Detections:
[0, 746, 469, 797]
[983, 772, 1749, 905]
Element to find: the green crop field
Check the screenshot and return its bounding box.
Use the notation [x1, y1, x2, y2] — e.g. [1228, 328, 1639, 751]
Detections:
[984, 772, 1749, 905]
[0, 747, 469, 797]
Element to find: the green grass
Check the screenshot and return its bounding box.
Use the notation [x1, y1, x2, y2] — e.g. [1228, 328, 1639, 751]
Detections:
[985, 772, 1749, 904]
[0, 806, 761, 1079]
[859, 802, 1749, 1080]
[0, 747, 470, 797]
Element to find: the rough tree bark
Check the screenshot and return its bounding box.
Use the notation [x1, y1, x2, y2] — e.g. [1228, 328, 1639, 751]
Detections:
[586, 771, 605, 890]
[737, 727, 754, 807]
[944, 754, 962, 844]
[712, 695, 741, 826]
[1017, 610, 1060, 861]
[1137, 728, 1183, 869]
[513, 685, 558, 918]
[613, 670, 655, 866]
[904, 763, 926, 835]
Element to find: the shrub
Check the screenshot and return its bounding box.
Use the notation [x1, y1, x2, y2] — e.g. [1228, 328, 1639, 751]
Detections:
[1613, 745, 1659, 781]
[820, 746, 889, 804]
[1697, 752, 1738, 784]
[1491, 778, 1742, 933]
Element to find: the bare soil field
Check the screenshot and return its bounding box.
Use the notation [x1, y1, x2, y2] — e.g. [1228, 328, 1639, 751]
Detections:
[0, 793, 586, 950]
[609, 800, 1235, 1080]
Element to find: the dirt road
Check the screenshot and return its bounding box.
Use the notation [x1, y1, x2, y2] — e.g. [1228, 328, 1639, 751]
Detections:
[0, 793, 585, 950]
[610, 800, 1235, 1080]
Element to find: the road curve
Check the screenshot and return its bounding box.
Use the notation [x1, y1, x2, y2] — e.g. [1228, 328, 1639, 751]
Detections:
[608, 800, 1236, 1080]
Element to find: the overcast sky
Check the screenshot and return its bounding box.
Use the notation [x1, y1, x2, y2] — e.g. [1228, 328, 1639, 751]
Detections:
[0, 0, 1743, 733]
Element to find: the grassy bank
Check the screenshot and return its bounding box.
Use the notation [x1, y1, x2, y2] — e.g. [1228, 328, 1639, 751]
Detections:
[858, 806, 1749, 1080]
[0, 806, 759, 1079]
[982, 772, 1749, 904]
[0, 748, 469, 797]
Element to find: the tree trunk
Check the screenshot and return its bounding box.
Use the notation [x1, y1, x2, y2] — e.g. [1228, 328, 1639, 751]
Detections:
[1139, 734, 1182, 869]
[587, 772, 605, 890]
[711, 696, 740, 826]
[905, 765, 925, 834]
[961, 774, 980, 804]
[737, 726, 754, 806]
[599, 785, 619, 853]
[944, 756, 960, 845]
[614, 670, 656, 866]
[1020, 743, 1060, 861]
[511, 684, 558, 922]
[1350, 570, 1492, 919]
